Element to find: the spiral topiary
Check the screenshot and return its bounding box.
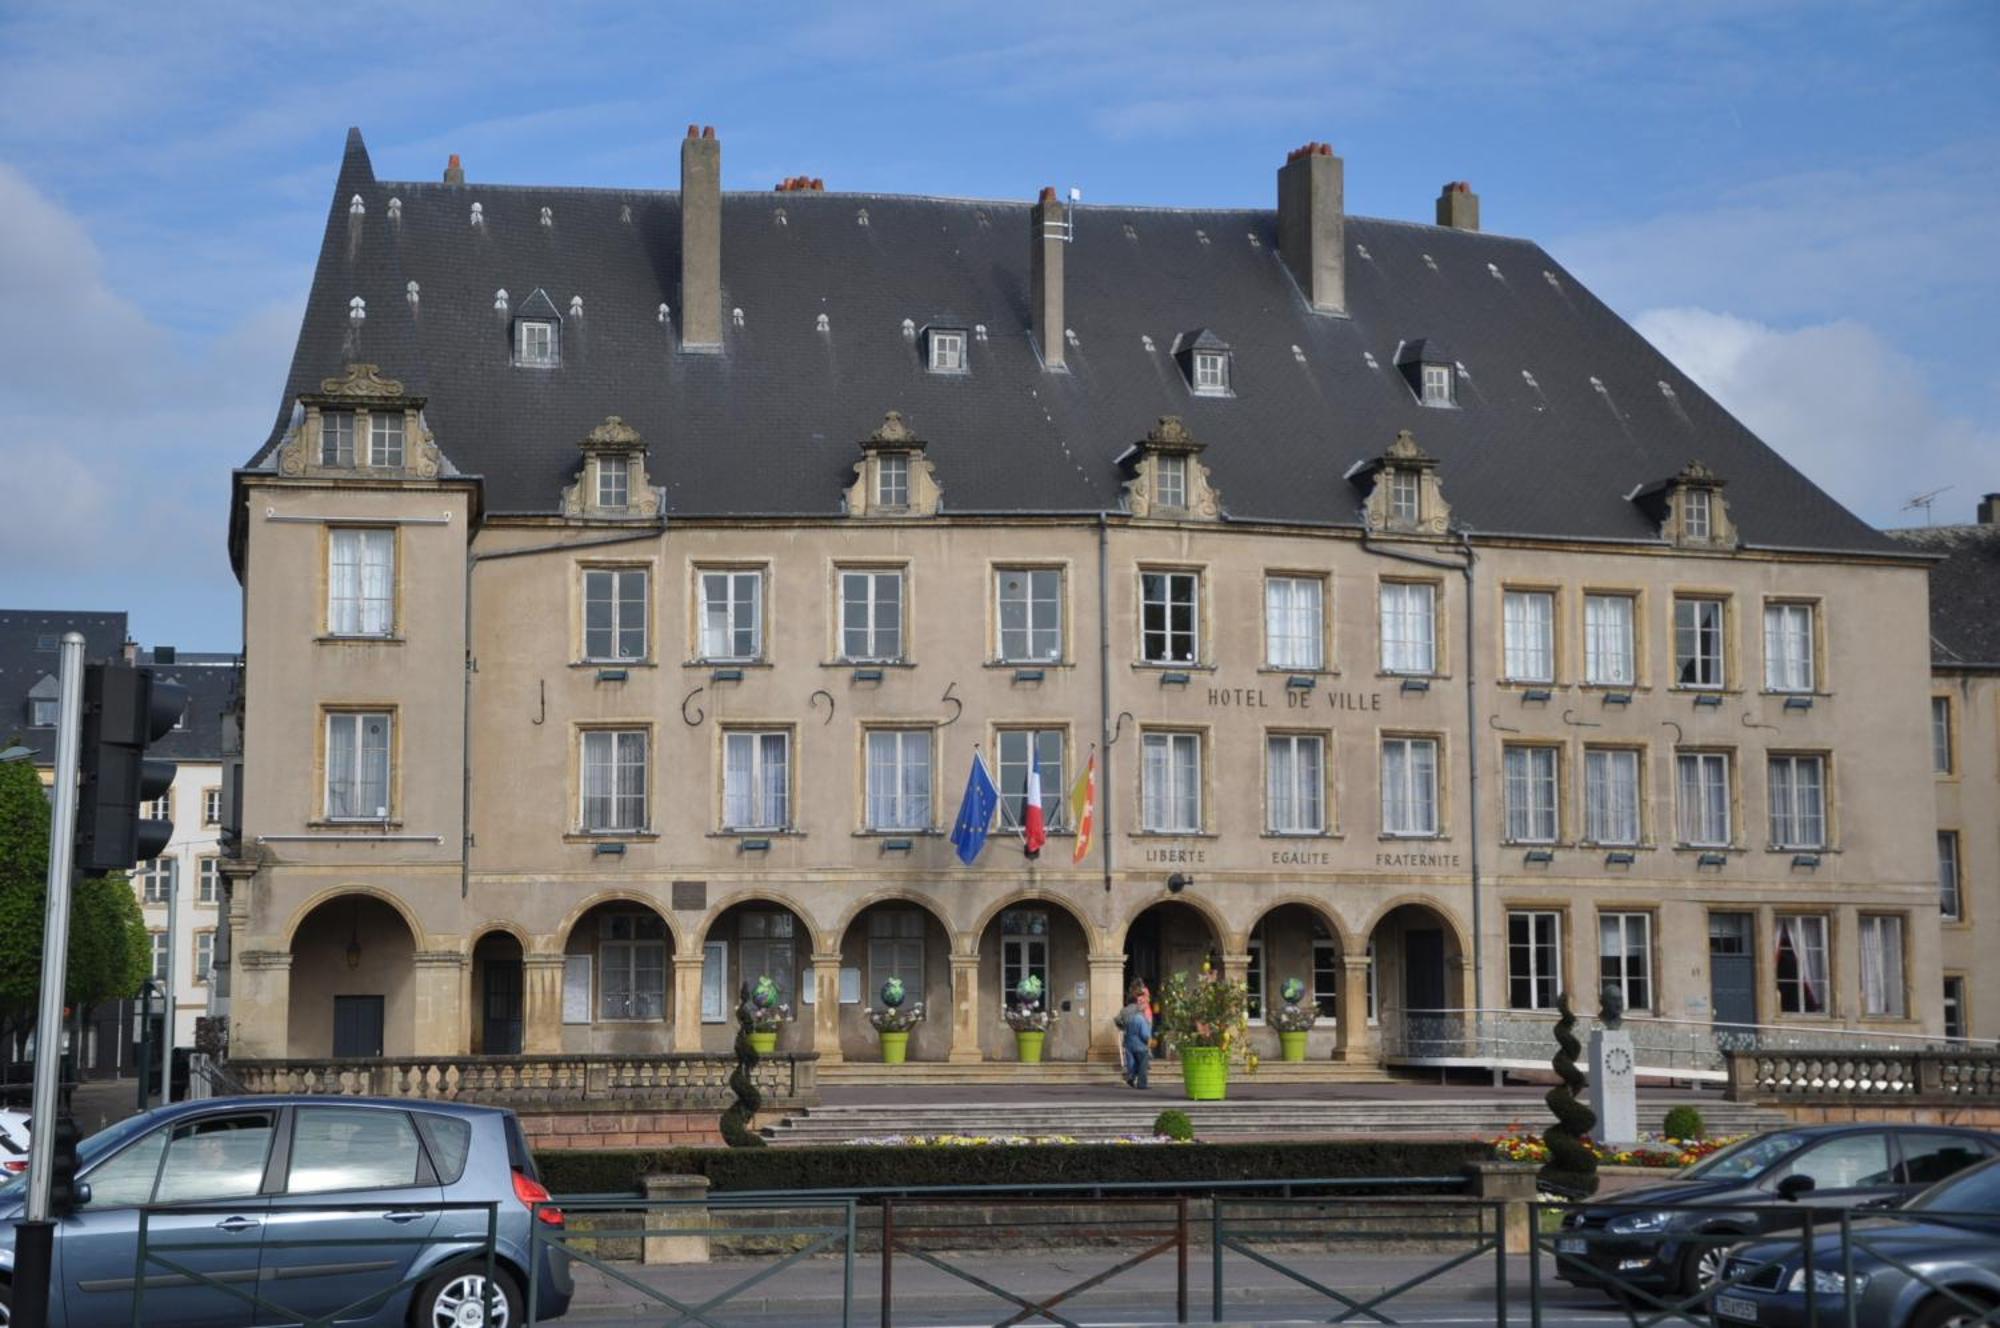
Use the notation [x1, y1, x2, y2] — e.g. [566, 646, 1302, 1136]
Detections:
[719, 981, 768, 1149]
[1540, 990, 1598, 1195]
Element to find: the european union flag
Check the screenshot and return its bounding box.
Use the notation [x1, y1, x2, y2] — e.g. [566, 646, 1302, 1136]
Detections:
[949, 751, 1000, 865]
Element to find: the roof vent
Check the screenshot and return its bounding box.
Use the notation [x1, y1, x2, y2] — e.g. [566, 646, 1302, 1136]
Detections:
[1521, 369, 1539, 388]
[974, 324, 987, 341]
[1589, 376, 1608, 394]
[1422, 253, 1438, 271]
[495, 289, 509, 312]
[1543, 270, 1561, 289]
[774, 207, 788, 226]
[387, 197, 402, 221]
[1658, 380, 1677, 399]
[406, 280, 419, 306]
[657, 302, 670, 324]
[1363, 351, 1379, 369]
[620, 204, 633, 224]
[540, 206, 553, 227]
[470, 201, 484, 226]
[349, 194, 365, 217]
[1141, 334, 1156, 352]
[1355, 243, 1372, 261]
[348, 296, 366, 323]
[732, 306, 745, 327]
[1291, 344, 1306, 363]
[856, 207, 870, 226]
[569, 295, 584, 317]
[1064, 328, 1080, 347]
[1122, 223, 1137, 240]
[1247, 232, 1261, 248]
[815, 313, 829, 333]
[1195, 228, 1210, 245]
[901, 318, 915, 339]
[1486, 262, 1503, 279]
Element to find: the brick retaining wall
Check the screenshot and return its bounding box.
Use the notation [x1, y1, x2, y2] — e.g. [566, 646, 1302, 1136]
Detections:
[521, 1109, 725, 1150]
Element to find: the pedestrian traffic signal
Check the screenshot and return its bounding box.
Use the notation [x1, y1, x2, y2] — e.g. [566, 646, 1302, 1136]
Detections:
[73, 663, 186, 875]
[47, 1115, 81, 1217]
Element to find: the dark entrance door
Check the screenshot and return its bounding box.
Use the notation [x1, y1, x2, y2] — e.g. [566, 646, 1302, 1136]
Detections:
[1124, 914, 1162, 997]
[1404, 928, 1446, 1012]
[483, 959, 524, 1055]
[332, 995, 385, 1058]
[1709, 913, 1757, 1035]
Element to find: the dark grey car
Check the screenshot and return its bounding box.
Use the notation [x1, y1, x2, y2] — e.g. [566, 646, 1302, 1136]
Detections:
[0, 1096, 572, 1326]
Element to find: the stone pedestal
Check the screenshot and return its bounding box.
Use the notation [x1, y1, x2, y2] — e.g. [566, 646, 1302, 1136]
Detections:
[1588, 1027, 1639, 1145]
[522, 955, 566, 1054]
[810, 952, 844, 1065]
[947, 954, 982, 1063]
[1087, 956, 1127, 1064]
[1463, 1161, 1538, 1254]
[642, 1174, 712, 1264]
[671, 957, 706, 1052]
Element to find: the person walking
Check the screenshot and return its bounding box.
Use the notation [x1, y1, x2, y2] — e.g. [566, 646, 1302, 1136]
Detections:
[1115, 982, 1154, 1089]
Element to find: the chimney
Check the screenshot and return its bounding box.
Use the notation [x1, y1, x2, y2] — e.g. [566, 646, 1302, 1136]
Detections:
[1436, 181, 1479, 231]
[1277, 142, 1345, 314]
[1031, 186, 1065, 370]
[1979, 493, 2000, 525]
[442, 153, 464, 186]
[679, 124, 723, 352]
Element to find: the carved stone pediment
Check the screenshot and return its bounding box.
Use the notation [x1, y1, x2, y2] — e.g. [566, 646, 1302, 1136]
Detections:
[276, 364, 444, 482]
[847, 411, 941, 516]
[1120, 416, 1220, 519]
[1357, 429, 1450, 535]
[561, 415, 662, 518]
[316, 363, 406, 399]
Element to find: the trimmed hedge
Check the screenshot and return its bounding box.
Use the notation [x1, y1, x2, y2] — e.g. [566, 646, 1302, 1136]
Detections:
[538, 1139, 1489, 1197]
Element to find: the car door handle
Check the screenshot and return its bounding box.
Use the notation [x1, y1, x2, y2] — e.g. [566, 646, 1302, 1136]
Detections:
[382, 1210, 428, 1224]
[215, 1215, 261, 1233]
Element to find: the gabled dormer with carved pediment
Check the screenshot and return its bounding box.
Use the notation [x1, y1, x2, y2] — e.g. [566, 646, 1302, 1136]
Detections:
[561, 416, 661, 519]
[275, 364, 447, 481]
[1631, 459, 1736, 550]
[1349, 429, 1451, 535]
[1119, 416, 1221, 519]
[845, 411, 942, 517]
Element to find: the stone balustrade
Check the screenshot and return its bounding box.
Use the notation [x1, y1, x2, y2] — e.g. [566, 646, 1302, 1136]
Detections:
[1725, 1049, 2000, 1104]
[227, 1051, 818, 1111]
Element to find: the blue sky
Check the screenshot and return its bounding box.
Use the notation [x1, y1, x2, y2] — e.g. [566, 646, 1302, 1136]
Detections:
[2, 1, 1994, 650]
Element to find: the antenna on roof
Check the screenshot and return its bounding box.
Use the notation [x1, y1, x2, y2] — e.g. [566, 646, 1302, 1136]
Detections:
[1903, 485, 1955, 527]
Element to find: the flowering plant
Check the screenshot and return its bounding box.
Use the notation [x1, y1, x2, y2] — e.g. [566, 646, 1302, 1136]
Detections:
[1004, 973, 1057, 1032]
[867, 977, 926, 1033]
[740, 975, 790, 1031]
[1267, 976, 1319, 1033]
[1488, 1124, 1742, 1170]
[851, 1133, 1175, 1147]
[1155, 963, 1251, 1064]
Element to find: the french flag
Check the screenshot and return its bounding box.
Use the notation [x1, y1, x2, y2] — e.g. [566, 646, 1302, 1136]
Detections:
[1023, 748, 1048, 859]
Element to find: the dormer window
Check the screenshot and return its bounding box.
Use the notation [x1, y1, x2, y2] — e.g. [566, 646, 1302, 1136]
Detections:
[927, 328, 967, 372]
[1635, 460, 1734, 549]
[561, 416, 658, 520]
[321, 410, 356, 466]
[597, 455, 630, 510]
[1684, 488, 1712, 541]
[1173, 329, 1233, 396]
[369, 412, 404, 467]
[1155, 454, 1188, 510]
[517, 320, 557, 366]
[1397, 339, 1458, 408]
[1421, 363, 1455, 406]
[1389, 469, 1422, 523]
[1352, 429, 1450, 534]
[1192, 350, 1229, 394]
[30, 698, 56, 727]
[877, 453, 910, 509]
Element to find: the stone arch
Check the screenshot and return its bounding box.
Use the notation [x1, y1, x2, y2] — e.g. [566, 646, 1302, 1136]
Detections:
[1356, 892, 1472, 958]
[552, 889, 685, 953]
[1119, 890, 1231, 955]
[286, 890, 420, 1059]
[834, 894, 958, 1063]
[467, 927, 526, 1056]
[1246, 893, 1357, 954]
[968, 889, 1104, 957]
[282, 882, 428, 951]
[827, 888, 957, 955]
[694, 887, 825, 951]
[465, 920, 533, 956]
[698, 893, 818, 1055]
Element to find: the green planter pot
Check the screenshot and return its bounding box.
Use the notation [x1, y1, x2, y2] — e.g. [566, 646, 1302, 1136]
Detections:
[880, 1031, 909, 1064]
[748, 1030, 778, 1054]
[1015, 1030, 1046, 1064]
[1279, 1030, 1309, 1062]
[1179, 1045, 1229, 1100]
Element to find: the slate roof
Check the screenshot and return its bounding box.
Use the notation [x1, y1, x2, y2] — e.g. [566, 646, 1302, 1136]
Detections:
[246, 129, 1903, 559]
[1886, 522, 2000, 669]
[0, 610, 127, 764]
[136, 651, 239, 764]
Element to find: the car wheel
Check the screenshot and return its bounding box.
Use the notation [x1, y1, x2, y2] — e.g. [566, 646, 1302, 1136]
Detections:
[411, 1261, 520, 1328]
[1909, 1292, 1998, 1328]
[1680, 1236, 1731, 1299]
[0, 1280, 12, 1327]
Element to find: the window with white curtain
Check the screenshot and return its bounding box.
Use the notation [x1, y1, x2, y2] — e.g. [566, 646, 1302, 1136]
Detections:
[583, 568, 647, 661]
[865, 729, 931, 830]
[698, 570, 763, 660]
[1859, 915, 1906, 1018]
[326, 712, 392, 819]
[1507, 911, 1561, 1010]
[723, 730, 789, 830]
[1939, 832, 1962, 920]
[1141, 731, 1202, 833]
[580, 729, 647, 832]
[1776, 914, 1829, 1015]
[1380, 582, 1436, 675]
[598, 912, 666, 1020]
[840, 569, 904, 661]
[1141, 571, 1199, 664]
[1502, 591, 1555, 683]
[328, 529, 394, 636]
[867, 911, 926, 1001]
[1266, 734, 1325, 834]
[1767, 755, 1827, 849]
[1503, 746, 1559, 843]
[1583, 594, 1635, 685]
[1674, 597, 1726, 688]
[1583, 748, 1641, 845]
[996, 568, 1062, 662]
[1763, 603, 1816, 692]
[1599, 913, 1652, 1012]
[997, 729, 1064, 830]
[1380, 737, 1439, 837]
[197, 856, 220, 904]
[1264, 576, 1324, 670]
[1675, 751, 1731, 846]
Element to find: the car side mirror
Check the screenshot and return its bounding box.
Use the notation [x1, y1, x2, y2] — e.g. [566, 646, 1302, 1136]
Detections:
[1776, 1174, 1816, 1201]
[73, 1182, 91, 1208]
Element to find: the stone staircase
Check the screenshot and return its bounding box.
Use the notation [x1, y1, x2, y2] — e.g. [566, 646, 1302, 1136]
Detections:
[763, 1096, 1792, 1145]
[817, 1059, 1398, 1088]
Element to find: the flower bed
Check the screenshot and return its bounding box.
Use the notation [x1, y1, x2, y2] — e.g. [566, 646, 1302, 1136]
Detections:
[1488, 1126, 1740, 1169]
[849, 1133, 1174, 1147]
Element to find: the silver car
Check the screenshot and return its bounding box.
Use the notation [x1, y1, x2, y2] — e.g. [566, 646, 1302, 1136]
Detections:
[0, 1096, 572, 1326]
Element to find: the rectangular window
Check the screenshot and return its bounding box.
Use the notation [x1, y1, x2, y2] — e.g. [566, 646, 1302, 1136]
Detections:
[366, 412, 404, 467]
[1266, 734, 1326, 835]
[325, 711, 392, 820]
[1311, 938, 1338, 1020]
[598, 912, 666, 1020]
[1674, 597, 1726, 688]
[1943, 977, 1966, 1042]
[517, 320, 555, 365]
[1675, 751, 1731, 846]
[1859, 915, 1906, 1018]
[1141, 571, 1199, 664]
[580, 729, 648, 832]
[1507, 911, 1561, 1011]
[150, 931, 167, 981]
[1380, 582, 1437, 675]
[840, 569, 904, 662]
[1599, 913, 1653, 1012]
[1141, 731, 1202, 833]
[197, 856, 220, 904]
[597, 457, 629, 510]
[1502, 590, 1555, 683]
[320, 410, 355, 466]
[1389, 470, 1421, 524]
[1938, 831, 1962, 921]
[928, 329, 966, 371]
[738, 911, 798, 1007]
[1421, 362, 1454, 406]
[1584, 594, 1636, 686]
[877, 454, 910, 509]
[202, 786, 222, 826]
[1264, 576, 1324, 670]
[997, 728, 1064, 831]
[583, 568, 647, 661]
[327, 529, 394, 636]
[1001, 909, 1049, 1005]
[1763, 603, 1816, 692]
[1380, 736, 1439, 837]
[723, 730, 789, 830]
[1775, 914, 1830, 1015]
[1684, 489, 1713, 540]
[193, 931, 214, 984]
[701, 942, 728, 1023]
[1503, 746, 1559, 843]
[1245, 932, 1265, 1022]
[1154, 455, 1188, 510]
[1583, 748, 1641, 846]
[1932, 697, 1954, 774]
[866, 729, 932, 830]
[1192, 351, 1228, 393]
[1767, 755, 1827, 849]
[698, 570, 763, 661]
[138, 857, 176, 904]
[867, 910, 926, 1003]
[29, 698, 56, 727]
[997, 568, 1062, 662]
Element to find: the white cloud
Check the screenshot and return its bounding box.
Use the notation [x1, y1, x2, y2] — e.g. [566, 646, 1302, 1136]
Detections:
[1633, 307, 1996, 528]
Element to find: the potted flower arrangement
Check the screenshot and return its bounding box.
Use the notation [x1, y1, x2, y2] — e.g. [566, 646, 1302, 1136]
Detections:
[1155, 962, 1250, 1100]
[867, 977, 925, 1064]
[1268, 976, 1317, 1062]
[1003, 973, 1057, 1063]
[741, 975, 789, 1054]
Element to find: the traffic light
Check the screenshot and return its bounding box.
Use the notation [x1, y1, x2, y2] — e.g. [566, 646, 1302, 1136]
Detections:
[46, 1115, 81, 1217]
[73, 663, 186, 875]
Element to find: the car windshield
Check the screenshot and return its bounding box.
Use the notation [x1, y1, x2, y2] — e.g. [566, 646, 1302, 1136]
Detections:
[0, 1112, 159, 1200]
[1681, 1131, 1808, 1182]
[1907, 1160, 2000, 1215]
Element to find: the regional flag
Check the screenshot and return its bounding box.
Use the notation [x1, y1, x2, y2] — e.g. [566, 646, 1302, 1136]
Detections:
[1022, 748, 1048, 859]
[950, 750, 1001, 866]
[1069, 749, 1096, 865]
